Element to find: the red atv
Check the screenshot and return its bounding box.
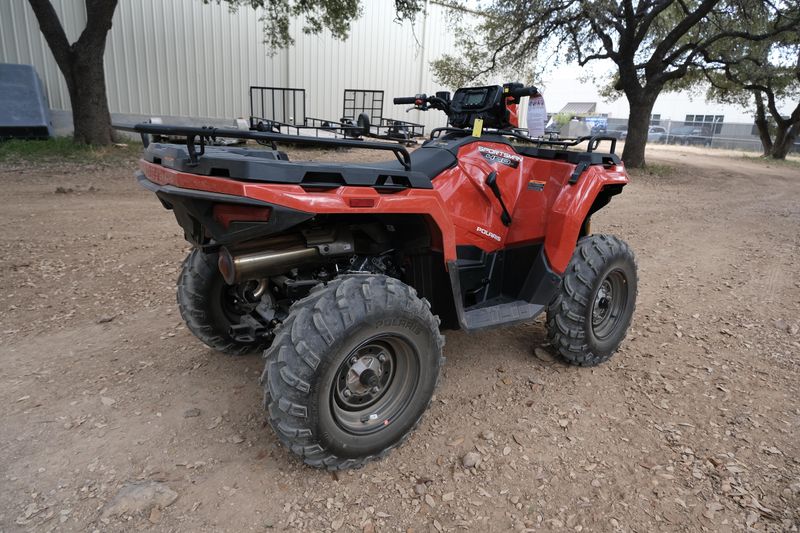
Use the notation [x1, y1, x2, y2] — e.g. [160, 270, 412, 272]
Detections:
[125, 83, 637, 469]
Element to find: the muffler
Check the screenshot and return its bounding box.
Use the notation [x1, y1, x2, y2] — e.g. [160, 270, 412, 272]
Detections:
[218, 246, 319, 284]
[218, 229, 354, 285]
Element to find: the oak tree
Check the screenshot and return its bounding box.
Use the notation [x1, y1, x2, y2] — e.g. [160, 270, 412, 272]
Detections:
[431, 0, 799, 167]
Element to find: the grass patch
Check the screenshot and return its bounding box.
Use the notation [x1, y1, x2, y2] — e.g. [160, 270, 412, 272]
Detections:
[629, 162, 675, 178]
[739, 154, 800, 169]
[0, 137, 141, 163]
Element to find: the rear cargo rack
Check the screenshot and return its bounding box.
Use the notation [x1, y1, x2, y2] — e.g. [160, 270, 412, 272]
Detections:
[113, 123, 412, 170]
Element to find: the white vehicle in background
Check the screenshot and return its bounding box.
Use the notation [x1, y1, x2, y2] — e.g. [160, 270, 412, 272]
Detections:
[647, 126, 668, 143]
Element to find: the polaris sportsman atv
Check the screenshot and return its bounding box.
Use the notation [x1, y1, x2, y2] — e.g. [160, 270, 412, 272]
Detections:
[125, 82, 637, 469]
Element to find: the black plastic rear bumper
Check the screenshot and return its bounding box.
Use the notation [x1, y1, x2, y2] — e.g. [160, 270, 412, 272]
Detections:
[136, 172, 314, 247]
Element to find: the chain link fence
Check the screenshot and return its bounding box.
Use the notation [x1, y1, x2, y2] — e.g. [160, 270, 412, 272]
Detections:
[598, 116, 799, 153]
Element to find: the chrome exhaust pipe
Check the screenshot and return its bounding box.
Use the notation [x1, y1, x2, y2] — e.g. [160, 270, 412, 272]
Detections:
[219, 246, 319, 284]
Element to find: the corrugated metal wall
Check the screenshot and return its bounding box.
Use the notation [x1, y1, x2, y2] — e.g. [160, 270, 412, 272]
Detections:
[0, 0, 462, 131]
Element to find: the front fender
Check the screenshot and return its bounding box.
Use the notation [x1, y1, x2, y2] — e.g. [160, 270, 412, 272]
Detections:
[544, 165, 628, 273]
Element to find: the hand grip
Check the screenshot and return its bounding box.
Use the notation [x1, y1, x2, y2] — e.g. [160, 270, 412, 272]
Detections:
[393, 96, 418, 105]
[509, 86, 540, 98]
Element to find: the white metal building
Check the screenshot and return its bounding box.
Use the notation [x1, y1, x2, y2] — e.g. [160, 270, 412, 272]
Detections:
[2, 0, 773, 141]
[0, 0, 461, 133]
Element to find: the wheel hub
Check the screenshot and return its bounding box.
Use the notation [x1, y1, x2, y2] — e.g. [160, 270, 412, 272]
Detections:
[330, 335, 420, 436]
[592, 281, 612, 324]
[336, 347, 394, 409]
[590, 270, 629, 340]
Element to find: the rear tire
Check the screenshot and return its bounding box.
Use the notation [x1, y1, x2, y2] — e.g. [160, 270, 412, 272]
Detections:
[262, 275, 444, 469]
[546, 234, 637, 366]
[177, 249, 264, 355]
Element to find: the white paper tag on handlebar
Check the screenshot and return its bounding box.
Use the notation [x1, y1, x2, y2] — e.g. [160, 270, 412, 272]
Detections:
[472, 118, 483, 138]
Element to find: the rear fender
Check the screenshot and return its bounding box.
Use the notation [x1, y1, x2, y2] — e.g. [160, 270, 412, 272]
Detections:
[139, 159, 457, 258]
[544, 166, 628, 273]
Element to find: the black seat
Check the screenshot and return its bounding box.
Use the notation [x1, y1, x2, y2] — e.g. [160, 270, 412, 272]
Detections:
[355, 146, 457, 180]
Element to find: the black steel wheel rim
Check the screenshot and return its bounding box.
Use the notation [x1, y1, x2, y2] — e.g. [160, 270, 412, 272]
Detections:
[331, 335, 420, 435]
[590, 269, 629, 340]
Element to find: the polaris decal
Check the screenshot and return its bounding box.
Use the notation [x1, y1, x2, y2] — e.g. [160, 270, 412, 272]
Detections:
[476, 226, 501, 242]
[527, 180, 546, 191]
[478, 146, 522, 168]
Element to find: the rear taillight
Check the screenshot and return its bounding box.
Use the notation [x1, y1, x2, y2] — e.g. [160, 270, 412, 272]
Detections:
[348, 198, 376, 208]
[212, 204, 271, 229]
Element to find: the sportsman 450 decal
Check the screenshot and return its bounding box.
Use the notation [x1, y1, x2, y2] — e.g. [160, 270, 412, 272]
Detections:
[478, 146, 522, 168]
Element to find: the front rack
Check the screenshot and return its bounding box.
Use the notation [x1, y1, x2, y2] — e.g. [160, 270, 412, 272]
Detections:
[429, 127, 618, 154]
[113, 123, 412, 170]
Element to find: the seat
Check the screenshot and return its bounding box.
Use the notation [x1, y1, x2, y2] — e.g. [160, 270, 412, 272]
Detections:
[355, 146, 457, 180]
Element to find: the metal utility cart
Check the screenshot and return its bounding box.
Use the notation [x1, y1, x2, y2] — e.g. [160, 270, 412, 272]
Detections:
[341, 89, 425, 143]
[248, 86, 364, 139]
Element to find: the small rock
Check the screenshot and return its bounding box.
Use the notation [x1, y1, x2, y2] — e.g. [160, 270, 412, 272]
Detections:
[462, 452, 482, 468]
[425, 494, 436, 508]
[102, 481, 178, 518]
[789, 324, 799, 335]
[55, 186, 73, 194]
[230, 435, 245, 444]
[183, 408, 201, 418]
[534, 347, 555, 362]
[97, 315, 116, 324]
[331, 517, 344, 531]
[447, 436, 464, 446]
[503, 446, 511, 456]
[207, 416, 222, 429]
[100, 396, 116, 407]
[414, 484, 427, 496]
[148, 507, 161, 524]
[442, 492, 455, 502]
[480, 430, 494, 440]
[558, 419, 569, 429]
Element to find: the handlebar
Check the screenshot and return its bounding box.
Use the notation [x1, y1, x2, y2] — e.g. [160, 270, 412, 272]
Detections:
[507, 85, 539, 99]
[393, 96, 418, 105]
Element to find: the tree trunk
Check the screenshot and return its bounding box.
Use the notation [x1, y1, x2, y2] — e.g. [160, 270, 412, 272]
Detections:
[753, 93, 773, 157]
[621, 96, 657, 168]
[770, 122, 799, 159]
[66, 48, 114, 145]
[27, 0, 118, 145]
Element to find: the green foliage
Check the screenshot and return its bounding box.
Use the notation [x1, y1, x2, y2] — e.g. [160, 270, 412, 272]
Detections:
[699, 6, 800, 159]
[213, 0, 424, 51]
[552, 113, 573, 127]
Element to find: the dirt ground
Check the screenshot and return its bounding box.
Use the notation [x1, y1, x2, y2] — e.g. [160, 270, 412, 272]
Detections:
[1, 142, 799, 533]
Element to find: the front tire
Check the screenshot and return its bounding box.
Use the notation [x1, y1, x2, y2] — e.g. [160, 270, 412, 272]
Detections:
[263, 275, 444, 469]
[546, 234, 637, 366]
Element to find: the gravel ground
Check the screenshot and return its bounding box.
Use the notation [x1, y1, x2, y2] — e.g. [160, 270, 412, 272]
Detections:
[0, 143, 798, 532]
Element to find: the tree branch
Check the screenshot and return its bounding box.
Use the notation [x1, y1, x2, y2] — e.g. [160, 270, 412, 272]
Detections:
[26, 0, 72, 72]
[78, 0, 119, 50]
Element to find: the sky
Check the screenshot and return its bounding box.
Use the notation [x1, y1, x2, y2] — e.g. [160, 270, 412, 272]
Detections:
[540, 62, 760, 123]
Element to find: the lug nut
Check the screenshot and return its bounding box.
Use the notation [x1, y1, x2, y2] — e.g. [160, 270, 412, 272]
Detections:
[350, 356, 358, 365]
[343, 389, 352, 398]
[378, 353, 387, 363]
[370, 386, 380, 394]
